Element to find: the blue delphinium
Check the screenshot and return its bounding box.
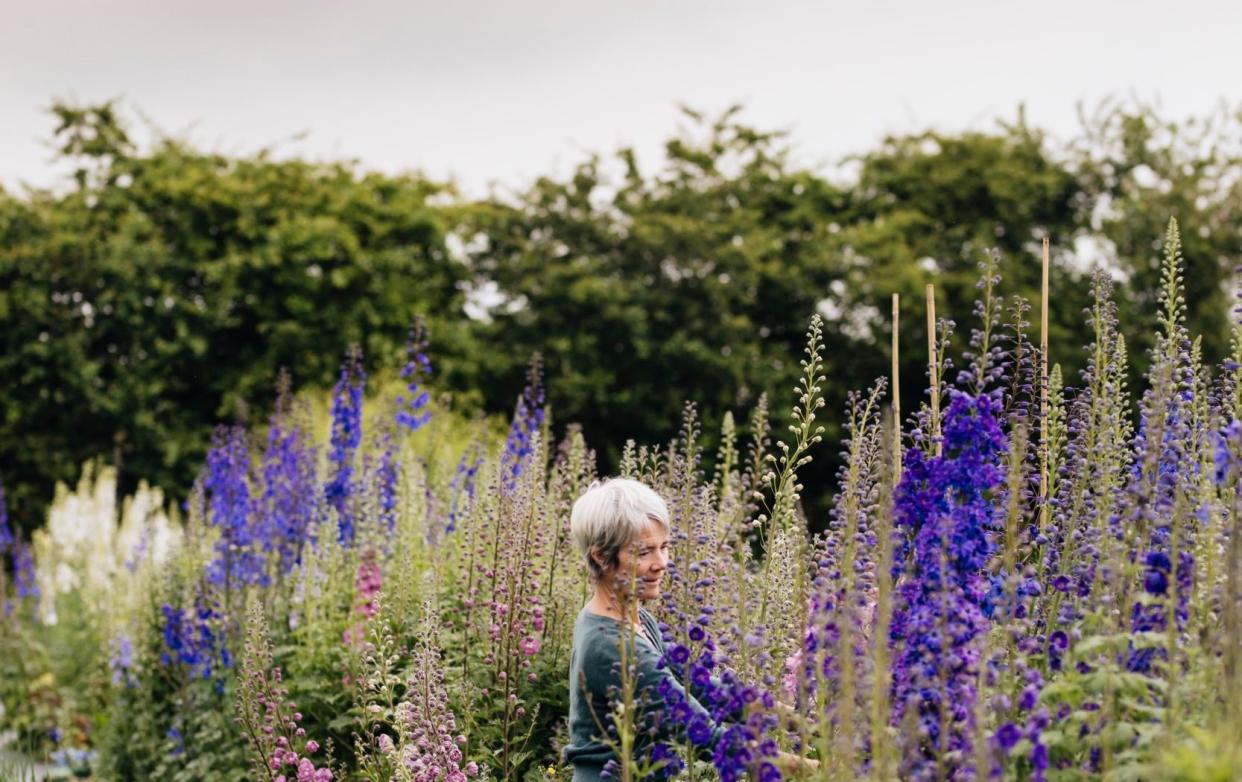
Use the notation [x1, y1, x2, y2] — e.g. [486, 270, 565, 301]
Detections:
[204, 425, 267, 589]
[890, 390, 1007, 781]
[501, 357, 545, 487]
[396, 318, 433, 433]
[326, 346, 366, 543]
[161, 597, 227, 681]
[257, 395, 320, 573]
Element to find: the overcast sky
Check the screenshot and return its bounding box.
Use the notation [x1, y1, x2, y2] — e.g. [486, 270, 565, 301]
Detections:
[3, 0, 1240, 197]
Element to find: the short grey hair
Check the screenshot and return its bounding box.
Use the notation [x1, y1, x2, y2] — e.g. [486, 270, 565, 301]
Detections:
[571, 478, 670, 583]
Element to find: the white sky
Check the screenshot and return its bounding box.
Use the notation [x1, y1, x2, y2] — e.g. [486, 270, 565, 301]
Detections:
[3, 0, 1240, 197]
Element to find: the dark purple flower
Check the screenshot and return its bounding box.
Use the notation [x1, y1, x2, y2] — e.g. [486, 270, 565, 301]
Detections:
[891, 391, 1007, 775]
[995, 723, 1021, 753]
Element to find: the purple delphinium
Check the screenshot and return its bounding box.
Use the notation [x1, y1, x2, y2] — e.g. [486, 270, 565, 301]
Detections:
[1213, 419, 1242, 488]
[890, 390, 1007, 780]
[12, 539, 38, 599]
[396, 318, 433, 433]
[1043, 270, 1132, 640]
[798, 382, 886, 761]
[257, 392, 320, 573]
[392, 624, 478, 782]
[501, 357, 545, 488]
[376, 432, 399, 536]
[1122, 223, 1198, 674]
[111, 635, 138, 687]
[326, 346, 366, 544]
[0, 480, 12, 555]
[446, 444, 484, 535]
[657, 618, 781, 781]
[204, 425, 268, 589]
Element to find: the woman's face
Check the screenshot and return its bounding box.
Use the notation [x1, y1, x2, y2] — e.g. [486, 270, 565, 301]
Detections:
[610, 520, 671, 601]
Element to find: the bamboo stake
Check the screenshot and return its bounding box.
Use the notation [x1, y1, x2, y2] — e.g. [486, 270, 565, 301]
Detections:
[892, 293, 902, 482]
[926, 284, 941, 457]
[1039, 237, 1050, 538]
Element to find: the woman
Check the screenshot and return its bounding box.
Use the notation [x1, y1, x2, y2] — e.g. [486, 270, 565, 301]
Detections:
[562, 478, 811, 780]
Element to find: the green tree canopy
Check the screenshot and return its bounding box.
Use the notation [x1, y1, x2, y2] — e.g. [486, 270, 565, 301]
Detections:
[0, 102, 469, 528]
[2, 100, 1239, 532]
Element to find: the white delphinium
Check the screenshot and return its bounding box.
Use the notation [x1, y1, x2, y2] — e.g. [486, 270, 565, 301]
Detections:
[116, 480, 181, 570]
[32, 463, 181, 624]
[33, 463, 118, 622]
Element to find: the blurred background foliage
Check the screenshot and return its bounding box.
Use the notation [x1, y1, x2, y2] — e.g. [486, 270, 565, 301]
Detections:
[2, 99, 1239, 532]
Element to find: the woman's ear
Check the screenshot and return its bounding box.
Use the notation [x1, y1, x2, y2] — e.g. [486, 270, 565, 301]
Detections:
[590, 548, 606, 570]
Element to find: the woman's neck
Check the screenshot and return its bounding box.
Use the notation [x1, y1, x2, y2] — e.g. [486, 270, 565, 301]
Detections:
[589, 584, 640, 625]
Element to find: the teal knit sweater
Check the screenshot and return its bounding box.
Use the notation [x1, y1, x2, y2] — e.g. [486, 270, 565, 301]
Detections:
[563, 606, 726, 781]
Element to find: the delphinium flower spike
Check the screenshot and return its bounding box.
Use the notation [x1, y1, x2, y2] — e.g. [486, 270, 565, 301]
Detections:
[257, 373, 320, 574]
[204, 425, 268, 595]
[501, 354, 546, 489]
[0, 480, 11, 555]
[395, 316, 433, 433]
[890, 390, 1007, 781]
[326, 345, 366, 544]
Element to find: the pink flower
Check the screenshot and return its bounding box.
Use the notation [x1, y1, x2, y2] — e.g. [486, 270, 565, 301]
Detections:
[378, 734, 395, 755]
[519, 636, 541, 656]
[297, 759, 316, 782]
[782, 649, 803, 701]
[305, 740, 319, 755]
[464, 762, 480, 778]
[314, 769, 333, 782]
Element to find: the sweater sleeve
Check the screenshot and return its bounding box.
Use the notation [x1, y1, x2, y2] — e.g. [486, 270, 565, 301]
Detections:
[631, 631, 728, 761]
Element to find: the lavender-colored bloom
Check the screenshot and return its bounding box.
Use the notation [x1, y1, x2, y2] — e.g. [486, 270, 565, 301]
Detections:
[111, 635, 137, 687]
[12, 539, 38, 598]
[326, 346, 366, 543]
[501, 357, 545, 488]
[396, 318, 433, 433]
[445, 445, 484, 534]
[1214, 419, 1242, 486]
